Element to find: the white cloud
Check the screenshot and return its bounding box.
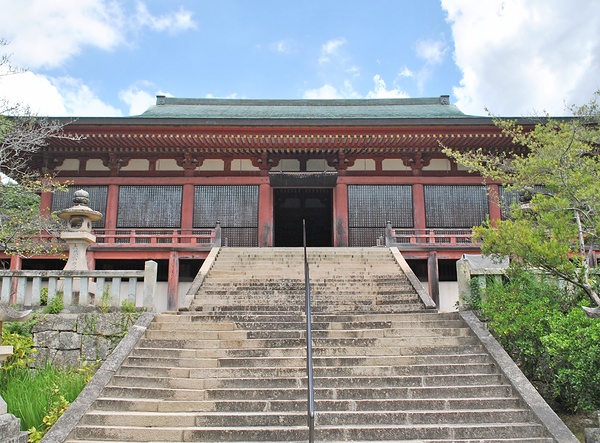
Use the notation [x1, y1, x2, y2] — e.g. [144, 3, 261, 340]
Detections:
[0, 1, 196, 116]
[119, 85, 157, 115]
[303, 81, 360, 99]
[442, 0, 600, 116]
[134, 1, 196, 33]
[269, 40, 293, 54]
[0, 0, 124, 69]
[0, 70, 122, 116]
[54, 77, 123, 116]
[0, 1, 197, 69]
[415, 39, 447, 65]
[399, 67, 414, 78]
[303, 84, 342, 99]
[366, 75, 409, 99]
[319, 37, 347, 64]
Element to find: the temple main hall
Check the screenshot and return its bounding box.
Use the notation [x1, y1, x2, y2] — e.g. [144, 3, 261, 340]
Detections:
[6, 95, 528, 311]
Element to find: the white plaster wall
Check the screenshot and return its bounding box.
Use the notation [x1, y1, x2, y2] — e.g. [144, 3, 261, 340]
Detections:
[347, 159, 376, 171]
[382, 159, 410, 171]
[417, 278, 459, 312]
[56, 159, 79, 171]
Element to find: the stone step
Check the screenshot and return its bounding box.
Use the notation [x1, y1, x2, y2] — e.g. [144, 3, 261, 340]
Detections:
[92, 396, 526, 413]
[136, 336, 486, 353]
[154, 316, 468, 329]
[99, 384, 515, 402]
[117, 361, 497, 378]
[135, 331, 479, 349]
[148, 322, 474, 337]
[189, 304, 433, 314]
[68, 422, 549, 442]
[202, 384, 514, 401]
[108, 373, 503, 390]
[63, 248, 564, 443]
[124, 351, 488, 370]
[163, 311, 460, 322]
[66, 438, 554, 443]
[79, 408, 534, 428]
[130, 344, 488, 359]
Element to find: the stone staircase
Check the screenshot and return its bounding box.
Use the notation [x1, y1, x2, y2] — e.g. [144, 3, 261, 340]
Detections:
[63, 247, 562, 442]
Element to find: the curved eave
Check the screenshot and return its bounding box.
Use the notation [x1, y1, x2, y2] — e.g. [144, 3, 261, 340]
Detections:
[47, 131, 518, 155]
[46, 119, 524, 155]
[52, 115, 529, 127]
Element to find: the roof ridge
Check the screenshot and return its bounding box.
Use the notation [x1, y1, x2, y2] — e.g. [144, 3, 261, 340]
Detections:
[155, 95, 451, 107]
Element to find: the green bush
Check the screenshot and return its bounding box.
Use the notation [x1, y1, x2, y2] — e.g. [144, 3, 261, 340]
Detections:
[44, 292, 64, 314]
[1, 330, 36, 371]
[480, 269, 600, 412]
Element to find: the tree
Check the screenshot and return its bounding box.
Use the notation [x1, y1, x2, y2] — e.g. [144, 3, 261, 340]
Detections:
[0, 42, 76, 260]
[443, 92, 600, 317]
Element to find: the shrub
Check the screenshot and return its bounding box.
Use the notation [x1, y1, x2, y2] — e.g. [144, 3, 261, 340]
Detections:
[44, 292, 64, 314]
[1, 330, 36, 372]
[99, 286, 112, 314]
[481, 269, 600, 412]
[120, 299, 136, 314]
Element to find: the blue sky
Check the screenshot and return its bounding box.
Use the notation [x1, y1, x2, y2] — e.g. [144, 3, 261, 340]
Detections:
[0, 0, 599, 118]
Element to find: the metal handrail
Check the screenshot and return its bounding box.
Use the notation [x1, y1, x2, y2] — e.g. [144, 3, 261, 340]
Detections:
[303, 219, 315, 443]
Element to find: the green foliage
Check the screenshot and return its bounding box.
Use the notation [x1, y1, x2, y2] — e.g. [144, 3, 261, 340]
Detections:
[43, 291, 64, 314]
[0, 179, 67, 258]
[39, 288, 48, 306]
[443, 91, 600, 308]
[120, 298, 136, 313]
[28, 386, 71, 443]
[459, 277, 484, 311]
[0, 363, 89, 434]
[1, 330, 36, 371]
[480, 269, 600, 412]
[2, 315, 37, 336]
[99, 285, 112, 314]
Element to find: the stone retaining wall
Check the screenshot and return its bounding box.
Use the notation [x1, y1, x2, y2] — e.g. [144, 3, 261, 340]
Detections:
[31, 313, 139, 368]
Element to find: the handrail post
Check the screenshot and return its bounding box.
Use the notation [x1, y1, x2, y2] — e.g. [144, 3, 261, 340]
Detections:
[303, 219, 315, 443]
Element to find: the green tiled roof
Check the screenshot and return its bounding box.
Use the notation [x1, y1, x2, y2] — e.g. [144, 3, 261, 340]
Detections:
[137, 96, 474, 120]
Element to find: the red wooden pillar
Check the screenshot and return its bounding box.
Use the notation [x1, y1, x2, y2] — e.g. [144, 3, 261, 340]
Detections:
[167, 251, 179, 311]
[9, 255, 22, 305]
[39, 191, 53, 216]
[487, 184, 502, 224]
[181, 184, 195, 243]
[104, 184, 119, 241]
[333, 183, 349, 247]
[412, 184, 426, 233]
[258, 183, 273, 247]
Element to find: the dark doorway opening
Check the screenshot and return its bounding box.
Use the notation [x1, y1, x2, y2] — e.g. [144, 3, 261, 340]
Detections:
[274, 188, 333, 247]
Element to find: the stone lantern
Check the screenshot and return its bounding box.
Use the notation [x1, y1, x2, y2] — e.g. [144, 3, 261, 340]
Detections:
[58, 190, 102, 272]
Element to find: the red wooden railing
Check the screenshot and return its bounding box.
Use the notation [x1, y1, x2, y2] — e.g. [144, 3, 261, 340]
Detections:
[93, 227, 220, 246]
[385, 222, 478, 247]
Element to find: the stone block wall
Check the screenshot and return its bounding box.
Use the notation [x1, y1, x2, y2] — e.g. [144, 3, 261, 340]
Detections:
[31, 313, 139, 368]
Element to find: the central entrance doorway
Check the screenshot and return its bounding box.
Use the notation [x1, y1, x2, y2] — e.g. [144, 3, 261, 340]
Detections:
[273, 188, 333, 247]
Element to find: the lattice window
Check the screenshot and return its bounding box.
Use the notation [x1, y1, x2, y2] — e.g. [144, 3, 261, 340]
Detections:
[424, 185, 488, 228]
[117, 186, 182, 228]
[193, 186, 258, 247]
[348, 185, 413, 247]
[51, 185, 108, 228]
